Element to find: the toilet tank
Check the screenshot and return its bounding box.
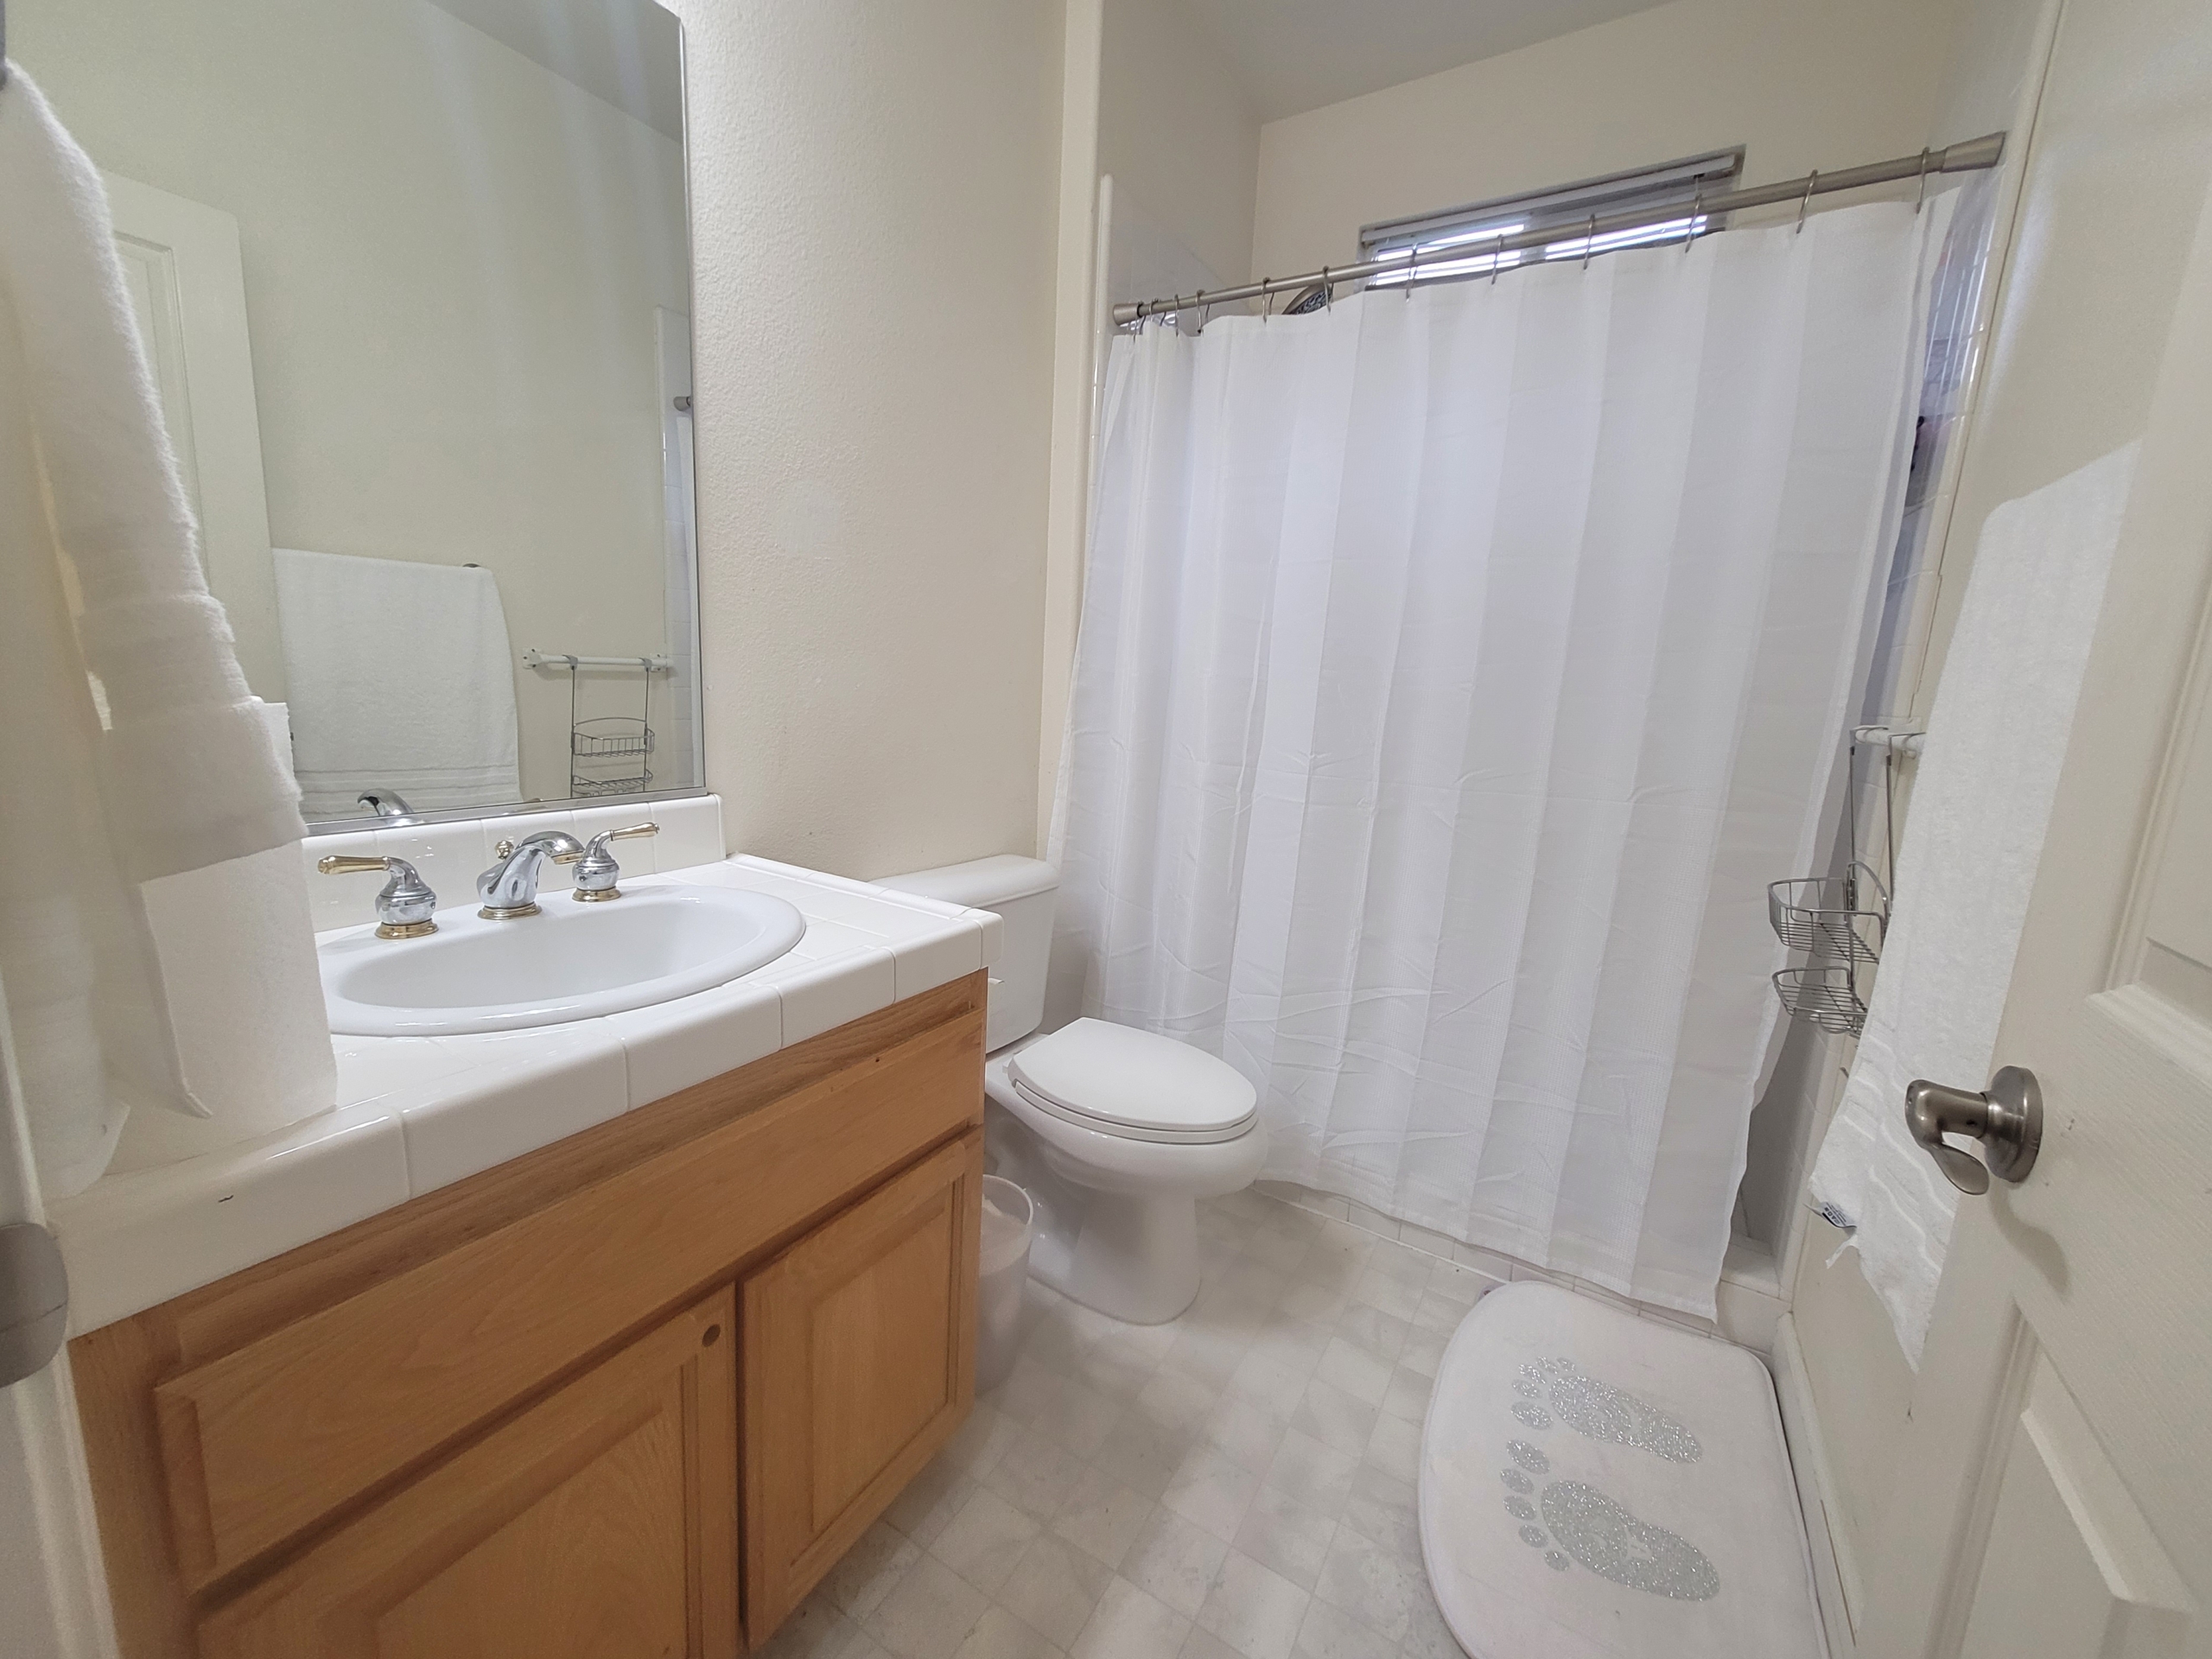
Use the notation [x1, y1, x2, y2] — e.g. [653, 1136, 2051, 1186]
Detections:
[876, 855, 1058, 1052]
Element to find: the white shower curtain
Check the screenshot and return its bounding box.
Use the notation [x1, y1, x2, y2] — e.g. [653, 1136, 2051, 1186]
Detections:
[1054, 200, 1943, 1316]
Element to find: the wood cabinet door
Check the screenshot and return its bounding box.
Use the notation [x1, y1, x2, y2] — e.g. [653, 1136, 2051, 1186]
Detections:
[743, 1132, 982, 1641]
[198, 1288, 739, 1659]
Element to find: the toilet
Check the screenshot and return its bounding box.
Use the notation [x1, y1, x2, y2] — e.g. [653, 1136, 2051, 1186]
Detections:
[879, 855, 1266, 1324]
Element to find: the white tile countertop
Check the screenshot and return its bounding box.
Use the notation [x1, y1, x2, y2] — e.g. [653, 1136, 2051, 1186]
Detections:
[49, 852, 1002, 1337]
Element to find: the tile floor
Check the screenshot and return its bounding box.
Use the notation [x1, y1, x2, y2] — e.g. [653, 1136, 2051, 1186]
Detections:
[758, 1185, 1502, 1659]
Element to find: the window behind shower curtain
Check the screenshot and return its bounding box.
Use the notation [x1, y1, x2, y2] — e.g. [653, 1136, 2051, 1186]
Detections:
[1359, 148, 1746, 286]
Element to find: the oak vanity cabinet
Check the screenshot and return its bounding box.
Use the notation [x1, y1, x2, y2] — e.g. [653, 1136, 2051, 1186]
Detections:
[70, 974, 988, 1659]
[744, 1136, 981, 1635]
[199, 1290, 741, 1659]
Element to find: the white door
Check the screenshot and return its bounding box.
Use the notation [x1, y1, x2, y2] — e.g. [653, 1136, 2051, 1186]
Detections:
[102, 172, 285, 703]
[1855, 174, 2212, 1659]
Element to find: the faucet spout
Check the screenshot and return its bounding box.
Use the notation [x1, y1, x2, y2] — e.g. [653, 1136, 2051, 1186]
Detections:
[476, 831, 585, 919]
[357, 790, 419, 824]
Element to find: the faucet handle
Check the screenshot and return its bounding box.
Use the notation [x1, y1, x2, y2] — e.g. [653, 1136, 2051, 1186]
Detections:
[316, 854, 439, 939]
[574, 822, 659, 902]
[318, 855, 391, 876]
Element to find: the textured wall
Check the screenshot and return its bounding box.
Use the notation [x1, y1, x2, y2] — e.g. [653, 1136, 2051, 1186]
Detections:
[669, 0, 1065, 877]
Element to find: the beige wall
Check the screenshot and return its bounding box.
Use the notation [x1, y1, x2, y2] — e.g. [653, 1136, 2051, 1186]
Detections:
[1250, 0, 1967, 282]
[22, 0, 687, 807]
[667, 0, 1064, 878]
[1098, 0, 1261, 289]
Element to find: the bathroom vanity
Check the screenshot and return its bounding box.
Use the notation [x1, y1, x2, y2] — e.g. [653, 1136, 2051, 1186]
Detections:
[67, 961, 987, 1658]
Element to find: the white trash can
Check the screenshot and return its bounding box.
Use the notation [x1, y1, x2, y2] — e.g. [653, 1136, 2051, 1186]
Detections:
[975, 1175, 1035, 1393]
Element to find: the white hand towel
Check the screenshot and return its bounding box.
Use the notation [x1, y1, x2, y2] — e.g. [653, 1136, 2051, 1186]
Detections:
[272, 548, 521, 819]
[0, 67, 325, 1194]
[111, 844, 339, 1170]
[1808, 442, 2139, 1366]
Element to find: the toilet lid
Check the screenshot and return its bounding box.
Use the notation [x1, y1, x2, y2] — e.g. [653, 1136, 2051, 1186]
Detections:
[1007, 1019, 1258, 1144]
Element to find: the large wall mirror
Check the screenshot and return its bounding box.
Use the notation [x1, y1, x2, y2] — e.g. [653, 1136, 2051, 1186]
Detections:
[18, 0, 701, 829]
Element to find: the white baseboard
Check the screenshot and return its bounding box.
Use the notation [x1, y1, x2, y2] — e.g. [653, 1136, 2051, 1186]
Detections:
[1772, 1312, 1861, 1659]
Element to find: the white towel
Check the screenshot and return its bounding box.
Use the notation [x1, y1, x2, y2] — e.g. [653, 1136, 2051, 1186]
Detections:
[273, 548, 521, 819]
[111, 844, 339, 1170]
[0, 67, 318, 1195]
[1808, 442, 2139, 1366]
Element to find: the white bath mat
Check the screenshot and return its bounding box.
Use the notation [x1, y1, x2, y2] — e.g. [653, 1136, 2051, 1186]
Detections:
[1420, 1283, 1823, 1659]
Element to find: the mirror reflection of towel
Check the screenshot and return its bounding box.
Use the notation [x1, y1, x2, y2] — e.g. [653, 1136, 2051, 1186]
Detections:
[272, 547, 521, 819]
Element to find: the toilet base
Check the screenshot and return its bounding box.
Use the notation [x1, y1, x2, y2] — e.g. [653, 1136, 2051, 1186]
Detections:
[984, 1101, 1220, 1326]
[1033, 1189, 1201, 1325]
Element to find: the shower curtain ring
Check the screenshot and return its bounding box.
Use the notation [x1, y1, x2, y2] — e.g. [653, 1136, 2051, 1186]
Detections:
[1263, 282, 1274, 323]
[1914, 148, 1932, 213]
[1686, 186, 1703, 254]
[1405, 242, 1418, 298]
[1582, 213, 1597, 270]
[1797, 170, 1819, 233]
[1320, 264, 1332, 308]
[1491, 232, 1505, 283]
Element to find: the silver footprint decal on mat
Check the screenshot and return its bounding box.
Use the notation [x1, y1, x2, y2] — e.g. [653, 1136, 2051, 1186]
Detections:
[1515, 1357, 1700, 1462]
[1499, 1361, 1720, 1599]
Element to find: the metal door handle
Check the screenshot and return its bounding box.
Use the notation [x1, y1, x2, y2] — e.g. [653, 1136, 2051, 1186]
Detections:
[1904, 1065, 2042, 1194]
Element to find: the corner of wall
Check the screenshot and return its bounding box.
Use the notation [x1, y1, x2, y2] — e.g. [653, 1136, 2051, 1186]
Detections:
[1036, 0, 1106, 859]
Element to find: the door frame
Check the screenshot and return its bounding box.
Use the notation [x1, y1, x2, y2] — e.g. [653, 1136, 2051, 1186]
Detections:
[0, 973, 122, 1659]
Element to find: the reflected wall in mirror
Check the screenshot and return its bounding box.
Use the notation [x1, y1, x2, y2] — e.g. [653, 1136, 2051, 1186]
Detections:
[18, 0, 702, 824]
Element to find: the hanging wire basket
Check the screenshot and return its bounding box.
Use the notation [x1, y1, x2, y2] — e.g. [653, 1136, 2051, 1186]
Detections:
[571, 771, 653, 798]
[1768, 860, 1889, 966]
[571, 717, 654, 760]
[1773, 964, 1871, 1037]
[571, 718, 654, 795]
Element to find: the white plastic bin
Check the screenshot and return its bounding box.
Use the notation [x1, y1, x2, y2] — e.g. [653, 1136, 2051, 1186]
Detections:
[975, 1175, 1035, 1392]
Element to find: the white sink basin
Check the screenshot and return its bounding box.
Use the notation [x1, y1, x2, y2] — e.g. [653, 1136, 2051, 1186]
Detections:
[321, 884, 807, 1037]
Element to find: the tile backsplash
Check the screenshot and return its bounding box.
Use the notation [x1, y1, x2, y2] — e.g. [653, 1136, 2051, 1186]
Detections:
[304, 794, 726, 931]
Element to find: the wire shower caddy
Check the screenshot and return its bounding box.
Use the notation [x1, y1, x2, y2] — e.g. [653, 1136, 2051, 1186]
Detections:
[1770, 726, 1915, 1038]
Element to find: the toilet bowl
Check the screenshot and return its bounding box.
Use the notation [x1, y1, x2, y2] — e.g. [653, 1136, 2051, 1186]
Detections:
[985, 1020, 1266, 1323]
[877, 856, 1266, 1325]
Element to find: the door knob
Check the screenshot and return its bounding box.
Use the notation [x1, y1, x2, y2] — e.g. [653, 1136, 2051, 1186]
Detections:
[1904, 1065, 2042, 1194]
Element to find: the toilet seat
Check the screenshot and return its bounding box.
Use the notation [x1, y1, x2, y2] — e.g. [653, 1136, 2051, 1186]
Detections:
[1007, 1019, 1257, 1146]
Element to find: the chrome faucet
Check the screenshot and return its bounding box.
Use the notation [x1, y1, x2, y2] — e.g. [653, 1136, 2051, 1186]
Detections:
[475, 831, 585, 919]
[356, 790, 419, 824]
[318, 854, 439, 938]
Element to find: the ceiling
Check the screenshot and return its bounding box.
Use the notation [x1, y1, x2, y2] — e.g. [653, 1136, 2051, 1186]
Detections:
[1182, 0, 1676, 123]
[423, 0, 684, 141]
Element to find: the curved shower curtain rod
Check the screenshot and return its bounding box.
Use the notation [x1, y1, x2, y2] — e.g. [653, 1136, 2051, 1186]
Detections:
[1113, 131, 2005, 326]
